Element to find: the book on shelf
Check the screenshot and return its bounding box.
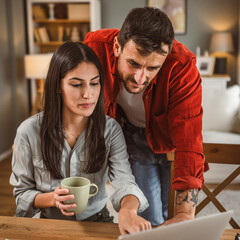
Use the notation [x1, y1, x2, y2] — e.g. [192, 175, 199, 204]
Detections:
[57, 25, 64, 42]
[32, 5, 47, 19]
[34, 28, 41, 42]
[37, 27, 50, 42]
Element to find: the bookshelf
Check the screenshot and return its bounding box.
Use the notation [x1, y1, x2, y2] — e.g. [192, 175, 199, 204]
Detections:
[25, 0, 101, 114]
[26, 0, 101, 54]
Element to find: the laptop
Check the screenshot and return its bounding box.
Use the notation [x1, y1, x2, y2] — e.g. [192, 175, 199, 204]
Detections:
[118, 211, 233, 240]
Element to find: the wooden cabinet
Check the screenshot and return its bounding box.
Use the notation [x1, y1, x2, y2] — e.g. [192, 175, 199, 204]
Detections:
[26, 0, 101, 53]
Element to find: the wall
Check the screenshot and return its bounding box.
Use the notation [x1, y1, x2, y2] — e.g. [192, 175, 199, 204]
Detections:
[176, 0, 239, 85]
[101, 0, 146, 29]
[0, 0, 28, 159]
[101, 0, 239, 84]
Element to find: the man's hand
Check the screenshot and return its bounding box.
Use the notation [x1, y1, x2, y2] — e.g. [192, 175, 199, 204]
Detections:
[118, 195, 151, 235]
[161, 189, 199, 226]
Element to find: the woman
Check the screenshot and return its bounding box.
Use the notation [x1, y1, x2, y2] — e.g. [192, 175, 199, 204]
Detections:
[10, 42, 151, 234]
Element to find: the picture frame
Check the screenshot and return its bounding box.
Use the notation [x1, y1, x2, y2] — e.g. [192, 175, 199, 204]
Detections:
[196, 56, 216, 76]
[147, 0, 187, 34]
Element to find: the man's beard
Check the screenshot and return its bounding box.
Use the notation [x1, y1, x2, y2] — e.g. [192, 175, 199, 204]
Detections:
[122, 76, 149, 94]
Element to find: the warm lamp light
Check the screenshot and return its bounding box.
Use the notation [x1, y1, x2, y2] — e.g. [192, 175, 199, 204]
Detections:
[210, 32, 234, 53]
[209, 32, 234, 74]
[24, 54, 53, 79]
[24, 54, 53, 115]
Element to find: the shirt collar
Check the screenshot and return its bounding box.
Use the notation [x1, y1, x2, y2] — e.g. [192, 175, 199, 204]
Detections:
[111, 54, 118, 76]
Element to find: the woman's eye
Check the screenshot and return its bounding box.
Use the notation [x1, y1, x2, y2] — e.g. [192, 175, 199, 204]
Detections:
[90, 82, 100, 86]
[71, 84, 82, 87]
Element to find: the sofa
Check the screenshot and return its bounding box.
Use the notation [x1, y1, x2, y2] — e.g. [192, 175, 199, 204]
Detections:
[202, 84, 240, 184]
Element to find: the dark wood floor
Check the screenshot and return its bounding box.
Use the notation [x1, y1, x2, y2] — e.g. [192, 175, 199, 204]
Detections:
[0, 156, 16, 216]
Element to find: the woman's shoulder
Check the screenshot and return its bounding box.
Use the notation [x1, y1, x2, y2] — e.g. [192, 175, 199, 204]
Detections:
[17, 112, 43, 136]
[104, 116, 126, 148]
[105, 115, 121, 129]
[104, 115, 123, 137]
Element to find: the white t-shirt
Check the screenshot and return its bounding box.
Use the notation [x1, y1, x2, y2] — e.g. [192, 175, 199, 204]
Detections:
[117, 83, 146, 128]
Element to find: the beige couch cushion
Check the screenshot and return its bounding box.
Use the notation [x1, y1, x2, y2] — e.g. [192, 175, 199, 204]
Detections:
[202, 85, 240, 132]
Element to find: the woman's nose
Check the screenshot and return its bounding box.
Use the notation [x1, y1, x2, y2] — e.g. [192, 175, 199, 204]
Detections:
[82, 86, 92, 99]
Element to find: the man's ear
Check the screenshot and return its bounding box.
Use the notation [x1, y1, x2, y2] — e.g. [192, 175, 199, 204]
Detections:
[113, 36, 121, 57]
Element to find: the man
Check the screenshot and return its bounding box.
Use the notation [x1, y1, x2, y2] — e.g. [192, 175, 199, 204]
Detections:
[84, 7, 205, 226]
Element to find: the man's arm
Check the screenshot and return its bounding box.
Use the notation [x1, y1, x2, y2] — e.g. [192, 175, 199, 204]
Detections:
[161, 188, 199, 225]
[165, 57, 203, 224]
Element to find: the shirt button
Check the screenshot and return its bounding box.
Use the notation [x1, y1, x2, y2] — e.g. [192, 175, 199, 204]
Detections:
[145, 95, 149, 99]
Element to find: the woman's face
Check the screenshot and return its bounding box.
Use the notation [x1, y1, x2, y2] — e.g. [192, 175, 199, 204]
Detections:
[61, 62, 101, 118]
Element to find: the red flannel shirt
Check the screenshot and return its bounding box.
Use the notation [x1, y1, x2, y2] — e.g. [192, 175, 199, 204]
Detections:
[85, 29, 205, 191]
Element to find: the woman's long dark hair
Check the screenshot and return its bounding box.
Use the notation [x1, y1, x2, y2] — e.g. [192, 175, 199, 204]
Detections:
[40, 41, 106, 179]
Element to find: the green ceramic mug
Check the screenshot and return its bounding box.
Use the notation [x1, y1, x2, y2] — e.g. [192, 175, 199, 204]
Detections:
[61, 177, 98, 214]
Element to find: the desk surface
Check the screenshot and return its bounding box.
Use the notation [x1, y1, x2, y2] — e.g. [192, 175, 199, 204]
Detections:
[0, 216, 239, 240]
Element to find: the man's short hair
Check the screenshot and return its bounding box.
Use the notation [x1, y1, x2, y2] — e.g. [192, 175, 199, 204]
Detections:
[118, 7, 175, 55]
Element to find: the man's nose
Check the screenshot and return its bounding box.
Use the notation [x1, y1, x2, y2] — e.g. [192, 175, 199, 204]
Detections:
[134, 68, 146, 85]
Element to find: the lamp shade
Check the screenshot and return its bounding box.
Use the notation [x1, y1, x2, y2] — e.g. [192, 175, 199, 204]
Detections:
[24, 54, 53, 79]
[210, 32, 234, 53]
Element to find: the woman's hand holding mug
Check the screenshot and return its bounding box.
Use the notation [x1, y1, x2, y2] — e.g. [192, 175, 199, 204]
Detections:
[53, 186, 76, 216]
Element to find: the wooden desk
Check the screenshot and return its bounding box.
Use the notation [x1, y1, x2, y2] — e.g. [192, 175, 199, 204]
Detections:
[0, 216, 239, 240]
[0, 216, 120, 240]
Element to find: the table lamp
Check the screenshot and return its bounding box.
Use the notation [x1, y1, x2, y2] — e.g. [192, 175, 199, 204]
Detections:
[209, 32, 234, 74]
[24, 54, 53, 115]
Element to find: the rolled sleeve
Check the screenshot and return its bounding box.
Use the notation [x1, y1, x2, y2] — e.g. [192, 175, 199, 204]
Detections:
[168, 59, 205, 190]
[14, 190, 42, 217]
[10, 129, 42, 217]
[107, 118, 149, 213]
[110, 185, 149, 213]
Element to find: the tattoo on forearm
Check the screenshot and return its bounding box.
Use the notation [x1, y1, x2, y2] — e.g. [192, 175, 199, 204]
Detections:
[176, 189, 199, 207]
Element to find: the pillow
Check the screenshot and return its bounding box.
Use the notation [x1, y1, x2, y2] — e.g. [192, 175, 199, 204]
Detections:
[232, 101, 240, 133]
[202, 85, 240, 132]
